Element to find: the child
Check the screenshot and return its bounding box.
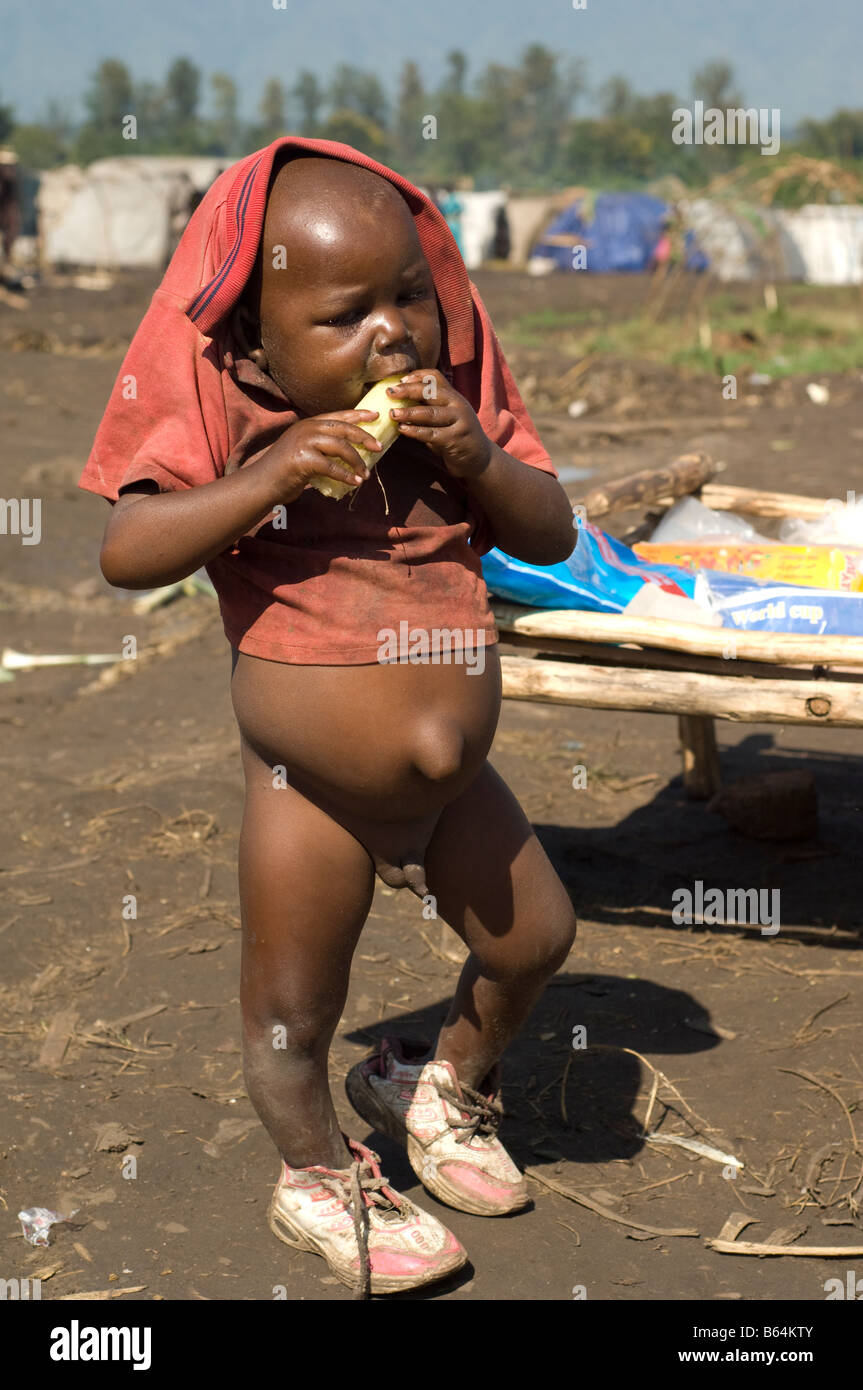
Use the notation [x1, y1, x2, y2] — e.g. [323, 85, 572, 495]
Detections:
[79, 137, 578, 1298]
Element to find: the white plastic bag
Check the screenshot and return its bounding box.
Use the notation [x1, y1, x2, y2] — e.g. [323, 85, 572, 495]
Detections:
[779, 497, 863, 547]
[650, 496, 770, 545]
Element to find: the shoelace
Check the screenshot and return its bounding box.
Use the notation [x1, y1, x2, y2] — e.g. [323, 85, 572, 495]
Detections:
[317, 1154, 409, 1301]
[433, 1080, 504, 1144]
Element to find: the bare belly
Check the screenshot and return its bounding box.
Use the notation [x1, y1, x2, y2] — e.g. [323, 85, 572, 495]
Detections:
[230, 647, 502, 894]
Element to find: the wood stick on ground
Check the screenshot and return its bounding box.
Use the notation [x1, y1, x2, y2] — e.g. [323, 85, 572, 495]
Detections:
[91, 1004, 168, 1034]
[57, 1286, 147, 1300]
[38, 1010, 78, 1069]
[621, 1171, 693, 1197]
[778, 1068, 860, 1152]
[524, 1167, 700, 1237]
[560, 1053, 573, 1126]
[794, 994, 849, 1043]
[706, 1236, 863, 1257]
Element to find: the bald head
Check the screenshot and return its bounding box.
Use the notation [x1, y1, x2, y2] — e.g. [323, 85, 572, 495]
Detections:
[242, 151, 441, 416]
[264, 154, 415, 266]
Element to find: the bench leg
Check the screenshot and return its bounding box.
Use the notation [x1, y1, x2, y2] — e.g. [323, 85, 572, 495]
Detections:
[678, 714, 722, 799]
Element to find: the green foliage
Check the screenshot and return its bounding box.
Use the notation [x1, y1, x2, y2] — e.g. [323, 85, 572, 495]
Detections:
[165, 58, 201, 127]
[506, 284, 863, 378]
[320, 109, 389, 161]
[11, 123, 68, 168]
[799, 109, 863, 161]
[2, 50, 861, 197]
[293, 70, 323, 134]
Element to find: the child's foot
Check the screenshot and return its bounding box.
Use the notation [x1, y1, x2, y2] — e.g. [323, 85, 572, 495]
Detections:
[268, 1136, 467, 1297]
[345, 1038, 530, 1217]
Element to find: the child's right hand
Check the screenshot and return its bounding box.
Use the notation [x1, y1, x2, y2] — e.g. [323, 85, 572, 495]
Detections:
[260, 410, 383, 503]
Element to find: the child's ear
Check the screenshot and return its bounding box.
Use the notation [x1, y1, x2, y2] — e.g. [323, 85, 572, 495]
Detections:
[231, 300, 270, 372]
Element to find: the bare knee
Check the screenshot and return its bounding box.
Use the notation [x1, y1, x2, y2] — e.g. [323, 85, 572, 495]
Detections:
[242, 986, 347, 1059]
[538, 902, 578, 974]
[479, 901, 577, 984]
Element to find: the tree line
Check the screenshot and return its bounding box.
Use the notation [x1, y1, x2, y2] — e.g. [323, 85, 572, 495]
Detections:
[1, 48, 861, 192]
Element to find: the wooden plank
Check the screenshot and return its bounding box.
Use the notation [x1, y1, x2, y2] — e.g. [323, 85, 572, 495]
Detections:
[697, 484, 839, 520]
[499, 655, 863, 726]
[575, 454, 718, 519]
[493, 602, 863, 668]
[497, 629, 863, 682]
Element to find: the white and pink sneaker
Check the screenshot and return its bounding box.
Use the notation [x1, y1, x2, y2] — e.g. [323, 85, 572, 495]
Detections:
[268, 1136, 467, 1297]
[346, 1039, 530, 1218]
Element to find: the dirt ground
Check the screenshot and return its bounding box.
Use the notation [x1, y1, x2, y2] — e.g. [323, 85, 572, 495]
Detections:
[1, 268, 862, 1303]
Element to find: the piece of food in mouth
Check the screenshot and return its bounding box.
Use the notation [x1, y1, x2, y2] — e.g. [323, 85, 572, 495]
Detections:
[308, 374, 412, 499]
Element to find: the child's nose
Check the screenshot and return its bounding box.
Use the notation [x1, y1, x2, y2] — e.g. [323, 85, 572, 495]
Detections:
[371, 305, 412, 348]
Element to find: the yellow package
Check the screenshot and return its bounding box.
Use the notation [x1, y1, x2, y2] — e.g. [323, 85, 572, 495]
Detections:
[633, 542, 863, 592]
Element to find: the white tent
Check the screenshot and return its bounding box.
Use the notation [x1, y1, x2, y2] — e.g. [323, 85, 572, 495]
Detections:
[774, 205, 863, 285]
[37, 156, 226, 270]
[456, 191, 507, 269]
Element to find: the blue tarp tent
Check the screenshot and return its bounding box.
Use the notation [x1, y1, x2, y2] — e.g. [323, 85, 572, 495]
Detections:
[531, 192, 707, 273]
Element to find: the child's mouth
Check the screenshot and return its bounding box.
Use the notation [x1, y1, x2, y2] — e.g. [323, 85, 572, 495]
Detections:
[363, 359, 419, 390]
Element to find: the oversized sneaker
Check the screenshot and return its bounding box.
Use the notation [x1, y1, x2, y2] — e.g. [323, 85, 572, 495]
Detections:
[268, 1136, 467, 1297]
[346, 1038, 530, 1217]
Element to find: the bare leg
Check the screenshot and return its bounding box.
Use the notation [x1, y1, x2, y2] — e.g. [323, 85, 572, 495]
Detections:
[424, 762, 577, 1089]
[238, 734, 375, 1170]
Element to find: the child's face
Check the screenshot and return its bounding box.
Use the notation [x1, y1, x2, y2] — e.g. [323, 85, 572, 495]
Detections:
[255, 162, 442, 417]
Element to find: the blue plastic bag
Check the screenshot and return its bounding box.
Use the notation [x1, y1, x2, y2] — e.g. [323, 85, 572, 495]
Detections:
[704, 572, 863, 635]
[481, 520, 700, 613]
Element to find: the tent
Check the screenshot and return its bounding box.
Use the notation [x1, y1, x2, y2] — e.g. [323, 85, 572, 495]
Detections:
[505, 193, 579, 267]
[676, 197, 778, 281]
[774, 205, 863, 285]
[36, 156, 227, 270]
[528, 192, 672, 273]
[422, 188, 508, 270]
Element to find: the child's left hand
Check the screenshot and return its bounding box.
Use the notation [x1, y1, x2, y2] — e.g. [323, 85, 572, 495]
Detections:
[386, 369, 491, 481]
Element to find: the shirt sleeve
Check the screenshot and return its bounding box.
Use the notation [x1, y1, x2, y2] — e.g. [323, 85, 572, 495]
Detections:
[77, 288, 228, 503]
[451, 282, 558, 557]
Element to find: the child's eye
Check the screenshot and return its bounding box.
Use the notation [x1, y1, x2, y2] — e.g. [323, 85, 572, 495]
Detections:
[324, 309, 363, 328]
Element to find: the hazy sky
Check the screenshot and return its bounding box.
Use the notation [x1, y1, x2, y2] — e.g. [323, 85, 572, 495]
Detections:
[1, 0, 858, 129]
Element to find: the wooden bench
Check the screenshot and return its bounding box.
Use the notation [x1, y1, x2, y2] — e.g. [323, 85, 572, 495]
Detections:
[493, 463, 863, 798]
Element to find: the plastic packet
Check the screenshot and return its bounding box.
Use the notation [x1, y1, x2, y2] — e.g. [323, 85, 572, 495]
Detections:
[779, 498, 863, 547]
[623, 581, 721, 626]
[17, 1207, 76, 1247]
[481, 520, 701, 614]
[650, 496, 769, 544]
[634, 541, 863, 592]
[702, 572, 863, 635]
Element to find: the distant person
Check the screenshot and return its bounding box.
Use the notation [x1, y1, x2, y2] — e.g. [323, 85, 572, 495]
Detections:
[492, 203, 511, 261]
[650, 213, 673, 272]
[0, 150, 21, 279]
[440, 188, 464, 259]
